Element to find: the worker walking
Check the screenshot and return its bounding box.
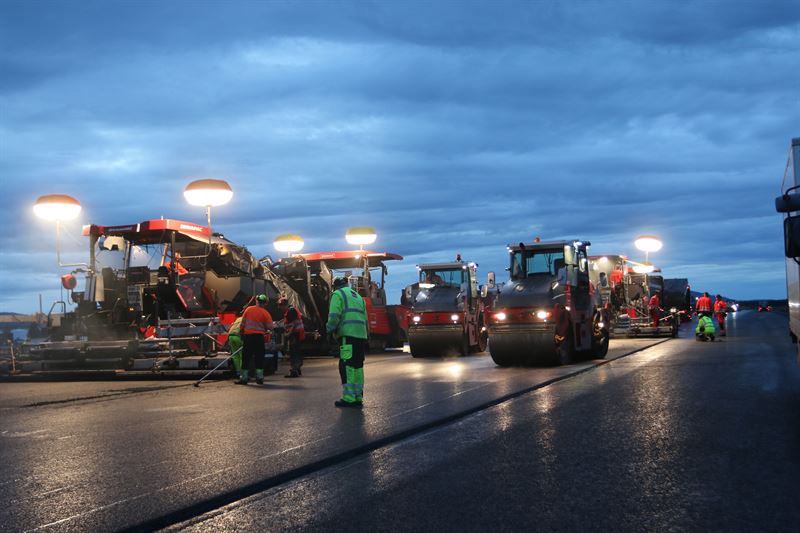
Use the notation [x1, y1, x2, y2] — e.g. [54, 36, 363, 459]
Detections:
[238, 294, 273, 385]
[278, 297, 306, 378]
[714, 294, 727, 336]
[228, 315, 243, 378]
[696, 291, 713, 316]
[696, 313, 716, 342]
[326, 277, 369, 408]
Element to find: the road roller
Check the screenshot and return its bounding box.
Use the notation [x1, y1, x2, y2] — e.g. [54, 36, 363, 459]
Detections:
[407, 259, 488, 357]
[487, 239, 609, 366]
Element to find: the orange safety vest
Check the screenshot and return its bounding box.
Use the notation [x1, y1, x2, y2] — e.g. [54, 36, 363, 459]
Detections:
[696, 296, 712, 313]
[284, 307, 306, 341]
[241, 305, 273, 340]
[714, 299, 727, 314]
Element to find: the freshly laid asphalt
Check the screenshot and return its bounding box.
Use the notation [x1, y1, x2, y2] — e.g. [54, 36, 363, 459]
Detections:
[175, 310, 800, 532]
[2, 310, 798, 531]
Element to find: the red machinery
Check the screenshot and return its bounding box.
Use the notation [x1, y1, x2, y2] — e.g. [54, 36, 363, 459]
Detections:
[25, 219, 301, 370]
[269, 250, 410, 352]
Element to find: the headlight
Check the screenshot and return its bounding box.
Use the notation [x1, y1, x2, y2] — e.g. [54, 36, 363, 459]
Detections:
[536, 310, 550, 320]
[494, 312, 507, 321]
[597, 321, 605, 329]
[670, 307, 677, 313]
[412, 315, 421, 323]
[450, 314, 460, 322]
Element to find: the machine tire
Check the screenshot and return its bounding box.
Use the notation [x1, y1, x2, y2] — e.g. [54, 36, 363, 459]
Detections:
[556, 331, 575, 366]
[473, 317, 488, 353]
[591, 329, 609, 359]
[459, 333, 469, 357]
[409, 339, 426, 358]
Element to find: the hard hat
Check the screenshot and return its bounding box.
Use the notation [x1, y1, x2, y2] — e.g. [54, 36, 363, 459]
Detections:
[256, 294, 268, 303]
[332, 277, 349, 290]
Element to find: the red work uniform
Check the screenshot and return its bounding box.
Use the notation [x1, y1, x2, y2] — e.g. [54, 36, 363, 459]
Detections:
[166, 260, 188, 275]
[240, 305, 273, 382]
[714, 298, 727, 332]
[283, 306, 306, 377]
[649, 293, 661, 328]
[696, 295, 713, 315]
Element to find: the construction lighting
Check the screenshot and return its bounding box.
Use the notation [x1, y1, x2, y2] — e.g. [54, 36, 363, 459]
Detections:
[597, 321, 605, 329]
[413, 315, 422, 323]
[632, 262, 655, 274]
[183, 179, 233, 207]
[273, 234, 305, 255]
[346, 227, 377, 248]
[635, 236, 663, 253]
[450, 314, 460, 322]
[494, 312, 507, 321]
[536, 310, 550, 320]
[33, 194, 82, 221]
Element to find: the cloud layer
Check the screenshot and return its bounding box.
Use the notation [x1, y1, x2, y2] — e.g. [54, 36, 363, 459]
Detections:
[1, 0, 798, 311]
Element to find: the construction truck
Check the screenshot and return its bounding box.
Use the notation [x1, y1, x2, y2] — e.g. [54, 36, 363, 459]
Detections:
[406, 259, 488, 357]
[589, 255, 679, 338]
[775, 137, 800, 353]
[23, 219, 303, 371]
[488, 239, 609, 366]
[269, 250, 410, 353]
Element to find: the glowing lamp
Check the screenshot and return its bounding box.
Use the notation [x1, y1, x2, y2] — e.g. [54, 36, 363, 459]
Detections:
[183, 179, 233, 207]
[632, 262, 655, 274]
[33, 194, 82, 221]
[346, 227, 377, 247]
[634, 236, 663, 253]
[273, 234, 305, 254]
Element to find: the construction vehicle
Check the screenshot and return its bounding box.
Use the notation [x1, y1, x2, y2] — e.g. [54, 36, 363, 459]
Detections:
[663, 278, 692, 322]
[269, 250, 410, 353]
[487, 239, 609, 366]
[775, 137, 800, 353]
[23, 218, 303, 371]
[406, 258, 488, 357]
[589, 255, 679, 337]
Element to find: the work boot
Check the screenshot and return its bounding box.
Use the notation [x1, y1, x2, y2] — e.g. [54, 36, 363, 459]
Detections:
[284, 371, 300, 378]
[255, 368, 265, 384]
[237, 370, 249, 384]
[334, 399, 361, 408]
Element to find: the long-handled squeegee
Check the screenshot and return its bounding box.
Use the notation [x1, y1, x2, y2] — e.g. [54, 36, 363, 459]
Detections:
[194, 346, 242, 387]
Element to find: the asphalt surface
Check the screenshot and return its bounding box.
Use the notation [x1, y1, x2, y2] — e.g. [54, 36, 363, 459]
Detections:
[2, 311, 797, 531]
[172, 310, 800, 532]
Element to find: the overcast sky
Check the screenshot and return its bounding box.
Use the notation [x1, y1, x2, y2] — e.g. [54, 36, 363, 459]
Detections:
[1, 0, 798, 312]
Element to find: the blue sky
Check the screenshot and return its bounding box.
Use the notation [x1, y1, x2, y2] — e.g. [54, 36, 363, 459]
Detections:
[1, 0, 798, 312]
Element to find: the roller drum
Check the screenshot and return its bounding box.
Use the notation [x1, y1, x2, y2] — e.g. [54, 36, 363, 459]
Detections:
[489, 323, 557, 366]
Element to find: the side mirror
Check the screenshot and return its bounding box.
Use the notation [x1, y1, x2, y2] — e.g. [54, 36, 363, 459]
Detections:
[487, 271, 496, 288]
[480, 285, 488, 298]
[776, 192, 800, 213]
[784, 215, 800, 257]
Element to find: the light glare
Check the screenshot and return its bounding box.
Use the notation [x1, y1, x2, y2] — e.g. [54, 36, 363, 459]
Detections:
[33, 194, 82, 221]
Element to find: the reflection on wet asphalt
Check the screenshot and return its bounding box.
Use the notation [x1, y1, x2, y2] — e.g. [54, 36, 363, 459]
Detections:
[5, 312, 797, 530]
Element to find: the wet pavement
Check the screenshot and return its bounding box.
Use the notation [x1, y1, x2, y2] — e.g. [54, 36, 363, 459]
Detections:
[2, 311, 798, 531]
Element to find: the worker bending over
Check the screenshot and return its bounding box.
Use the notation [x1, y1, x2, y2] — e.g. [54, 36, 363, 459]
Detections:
[326, 277, 369, 408]
[695, 313, 716, 342]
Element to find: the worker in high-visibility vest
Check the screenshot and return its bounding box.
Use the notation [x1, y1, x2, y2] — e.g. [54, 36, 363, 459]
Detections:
[696, 292, 713, 316]
[238, 294, 273, 385]
[695, 313, 716, 342]
[278, 297, 306, 378]
[326, 277, 369, 407]
[228, 315, 243, 378]
[714, 294, 727, 337]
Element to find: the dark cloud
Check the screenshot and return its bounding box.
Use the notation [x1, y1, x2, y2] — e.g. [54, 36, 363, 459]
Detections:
[0, 0, 798, 311]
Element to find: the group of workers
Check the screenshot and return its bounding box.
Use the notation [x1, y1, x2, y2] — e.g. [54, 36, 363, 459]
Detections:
[694, 292, 728, 341]
[228, 276, 369, 408]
